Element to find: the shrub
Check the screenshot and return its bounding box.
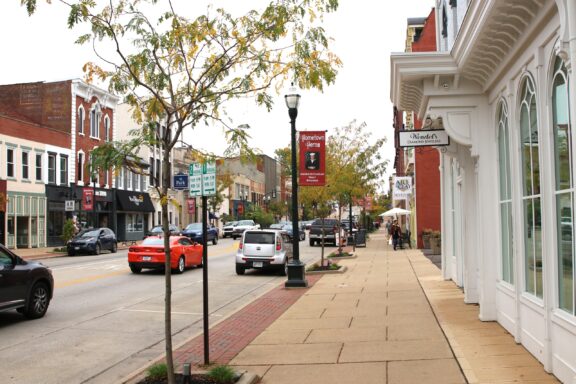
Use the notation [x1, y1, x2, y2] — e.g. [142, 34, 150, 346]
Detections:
[61, 218, 77, 244]
[207, 365, 236, 383]
[146, 363, 168, 380]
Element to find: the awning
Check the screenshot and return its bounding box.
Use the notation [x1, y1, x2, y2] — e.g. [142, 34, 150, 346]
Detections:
[116, 190, 155, 212]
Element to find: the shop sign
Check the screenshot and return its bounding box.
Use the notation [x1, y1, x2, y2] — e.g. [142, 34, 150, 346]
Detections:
[65, 200, 75, 211]
[393, 176, 412, 199]
[173, 174, 189, 190]
[398, 129, 450, 147]
[299, 131, 326, 186]
[128, 195, 145, 206]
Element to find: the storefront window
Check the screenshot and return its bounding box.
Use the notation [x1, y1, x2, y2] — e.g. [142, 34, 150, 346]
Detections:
[552, 56, 574, 314]
[520, 75, 543, 298]
[126, 213, 143, 232]
[498, 101, 514, 284]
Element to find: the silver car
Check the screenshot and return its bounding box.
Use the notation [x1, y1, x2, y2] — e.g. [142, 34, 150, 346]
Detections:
[235, 230, 292, 275]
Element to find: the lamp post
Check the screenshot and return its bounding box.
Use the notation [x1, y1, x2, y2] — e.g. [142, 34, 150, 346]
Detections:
[284, 84, 307, 288]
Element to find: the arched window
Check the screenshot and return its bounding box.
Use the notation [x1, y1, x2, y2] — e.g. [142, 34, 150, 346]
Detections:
[78, 105, 85, 134]
[90, 102, 101, 138]
[519, 75, 543, 298]
[552, 56, 574, 314]
[498, 101, 514, 284]
[104, 115, 110, 142]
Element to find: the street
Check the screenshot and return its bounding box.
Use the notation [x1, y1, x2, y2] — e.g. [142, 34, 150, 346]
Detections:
[0, 237, 323, 384]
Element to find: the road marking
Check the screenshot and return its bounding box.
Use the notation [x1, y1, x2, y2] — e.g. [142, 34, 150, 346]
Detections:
[121, 309, 222, 316]
[55, 270, 128, 288]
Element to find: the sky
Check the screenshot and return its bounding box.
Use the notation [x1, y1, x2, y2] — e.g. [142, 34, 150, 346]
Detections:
[0, 0, 435, 193]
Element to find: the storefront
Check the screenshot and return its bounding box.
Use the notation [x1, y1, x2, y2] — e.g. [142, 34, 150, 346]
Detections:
[115, 189, 154, 241]
[45, 185, 74, 247]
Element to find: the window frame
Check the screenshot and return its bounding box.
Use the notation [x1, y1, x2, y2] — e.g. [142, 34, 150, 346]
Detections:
[6, 147, 14, 179]
[78, 105, 85, 135]
[60, 155, 68, 186]
[21, 150, 29, 180]
[48, 152, 57, 184]
[35, 152, 42, 182]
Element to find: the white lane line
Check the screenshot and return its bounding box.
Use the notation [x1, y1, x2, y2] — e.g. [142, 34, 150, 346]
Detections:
[121, 309, 222, 316]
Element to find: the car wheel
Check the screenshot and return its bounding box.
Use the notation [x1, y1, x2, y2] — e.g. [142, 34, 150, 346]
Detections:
[23, 282, 50, 319]
[278, 261, 287, 276]
[67, 250, 75, 256]
[232, 235, 237, 240]
[309, 239, 315, 247]
[235, 264, 245, 275]
[94, 243, 101, 255]
[129, 263, 142, 274]
[111, 242, 117, 253]
[174, 256, 185, 274]
[212, 236, 218, 245]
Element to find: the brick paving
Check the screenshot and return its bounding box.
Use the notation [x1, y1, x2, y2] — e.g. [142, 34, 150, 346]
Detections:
[173, 274, 323, 367]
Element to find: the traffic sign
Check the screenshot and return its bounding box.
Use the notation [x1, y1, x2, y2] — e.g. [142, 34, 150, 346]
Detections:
[189, 161, 216, 196]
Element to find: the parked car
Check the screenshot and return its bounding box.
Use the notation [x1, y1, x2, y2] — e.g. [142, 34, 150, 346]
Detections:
[301, 220, 315, 230]
[282, 223, 306, 241]
[127, 236, 203, 274]
[222, 221, 238, 238]
[235, 230, 292, 275]
[0, 244, 54, 319]
[308, 218, 340, 246]
[232, 220, 261, 239]
[182, 223, 219, 245]
[269, 223, 285, 230]
[67, 227, 118, 255]
[146, 225, 182, 238]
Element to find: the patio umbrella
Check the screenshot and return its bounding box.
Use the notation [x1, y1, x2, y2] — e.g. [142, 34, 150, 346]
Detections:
[379, 207, 411, 218]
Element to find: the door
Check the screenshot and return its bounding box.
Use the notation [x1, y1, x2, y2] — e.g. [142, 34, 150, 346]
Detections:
[0, 248, 27, 310]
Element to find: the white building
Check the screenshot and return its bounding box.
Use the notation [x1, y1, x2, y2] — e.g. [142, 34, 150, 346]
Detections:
[391, 0, 576, 382]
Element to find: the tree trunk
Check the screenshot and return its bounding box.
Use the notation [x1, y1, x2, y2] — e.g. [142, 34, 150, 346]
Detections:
[162, 139, 175, 384]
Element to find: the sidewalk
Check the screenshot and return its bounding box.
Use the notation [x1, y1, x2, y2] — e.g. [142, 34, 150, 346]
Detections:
[123, 230, 560, 384]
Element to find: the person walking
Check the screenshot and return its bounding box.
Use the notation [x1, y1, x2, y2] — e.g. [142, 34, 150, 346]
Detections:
[391, 220, 402, 250]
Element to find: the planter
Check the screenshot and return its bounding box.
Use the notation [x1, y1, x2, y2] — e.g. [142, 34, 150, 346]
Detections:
[422, 234, 431, 249]
[430, 237, 441, 255]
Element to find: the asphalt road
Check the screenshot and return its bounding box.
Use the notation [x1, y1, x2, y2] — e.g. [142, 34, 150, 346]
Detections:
[0, 236, 326, 384]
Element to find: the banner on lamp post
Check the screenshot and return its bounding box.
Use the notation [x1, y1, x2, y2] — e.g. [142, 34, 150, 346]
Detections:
[299, 130, 326, 186]
[187, 199, 196, 215]
[393, 176, 412, 199]
[82, 188, 94, 211]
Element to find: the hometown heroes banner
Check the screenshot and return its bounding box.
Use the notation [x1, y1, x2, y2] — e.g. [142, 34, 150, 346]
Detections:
[299, 130, 326, 186]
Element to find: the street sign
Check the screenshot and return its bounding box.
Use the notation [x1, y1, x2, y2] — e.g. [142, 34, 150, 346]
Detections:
[65, 200, 75, 211]
[173, 174, 189, 190]
[189, 161, 216, 197]
[189, 175, 202, 197]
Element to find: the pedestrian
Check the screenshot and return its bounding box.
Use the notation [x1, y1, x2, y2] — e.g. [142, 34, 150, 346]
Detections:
[385, 220, 391, 239]
[391, 220, 402, 250]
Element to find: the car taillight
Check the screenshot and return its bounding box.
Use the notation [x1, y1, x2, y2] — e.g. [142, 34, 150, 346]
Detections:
[238, 241, 243, 250]
[276, 239, 281, 251]
[129, 247, 136, 252]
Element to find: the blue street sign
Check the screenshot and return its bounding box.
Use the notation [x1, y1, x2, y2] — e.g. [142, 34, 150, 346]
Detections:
[173, 174, 189, 190]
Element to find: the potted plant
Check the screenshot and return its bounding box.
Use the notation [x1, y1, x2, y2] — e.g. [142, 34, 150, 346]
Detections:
[421, 228, 432, 249]
[430, 230, 441, 255]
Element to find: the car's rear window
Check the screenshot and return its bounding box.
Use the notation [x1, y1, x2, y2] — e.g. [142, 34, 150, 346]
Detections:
[244, 232, 275, 244]
[142, 237, 165, 245]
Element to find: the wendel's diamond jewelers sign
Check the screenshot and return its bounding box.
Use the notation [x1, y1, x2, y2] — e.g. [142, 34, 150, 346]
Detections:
[398, 129, 450, 147]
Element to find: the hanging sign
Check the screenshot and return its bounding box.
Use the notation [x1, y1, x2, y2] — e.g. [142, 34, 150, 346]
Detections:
[393, 176, 412, 199]
[398, 129, 450, 147]
[187, 198, 196, 215]
[299, 131, 326, 186]
[173, 174, 189, 190]
[82, 188, 94, 211]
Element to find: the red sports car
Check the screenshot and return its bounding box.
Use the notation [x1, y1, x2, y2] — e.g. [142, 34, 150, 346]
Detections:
[128, 236, 203, 274]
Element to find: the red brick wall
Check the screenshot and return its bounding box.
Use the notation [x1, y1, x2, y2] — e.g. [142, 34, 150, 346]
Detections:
[0, 114, 70, 147]
[0, 81, 72, 134]
[75, 95, 114, 187]
[413, 8, 440, 249]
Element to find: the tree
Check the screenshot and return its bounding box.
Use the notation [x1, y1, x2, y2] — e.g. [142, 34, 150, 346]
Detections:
[22, 1, 342, 381]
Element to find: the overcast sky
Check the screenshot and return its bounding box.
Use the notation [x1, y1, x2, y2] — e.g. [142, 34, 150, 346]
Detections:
[0, 0, 434, 193]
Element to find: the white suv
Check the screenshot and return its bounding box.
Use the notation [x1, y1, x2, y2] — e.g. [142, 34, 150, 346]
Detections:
[235, 230, 292, 275]
[232, 220, 261, 239]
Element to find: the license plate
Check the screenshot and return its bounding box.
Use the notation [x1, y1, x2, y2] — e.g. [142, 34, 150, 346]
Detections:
[253, 261, 263, 268]
[142, 256, 151, 261]
[74, 247, 80, 250]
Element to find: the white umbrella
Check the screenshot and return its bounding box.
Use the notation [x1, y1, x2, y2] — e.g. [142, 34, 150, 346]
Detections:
[379, 207, 411, 217]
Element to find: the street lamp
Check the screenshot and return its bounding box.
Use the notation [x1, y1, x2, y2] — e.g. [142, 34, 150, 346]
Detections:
[284, 84, 307, 288]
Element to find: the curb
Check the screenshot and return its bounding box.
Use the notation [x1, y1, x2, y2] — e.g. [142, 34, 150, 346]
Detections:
[327, 253, 357, 260]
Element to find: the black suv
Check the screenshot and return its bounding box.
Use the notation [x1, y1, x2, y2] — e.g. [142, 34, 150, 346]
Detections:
[0, 244, 54, 319]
